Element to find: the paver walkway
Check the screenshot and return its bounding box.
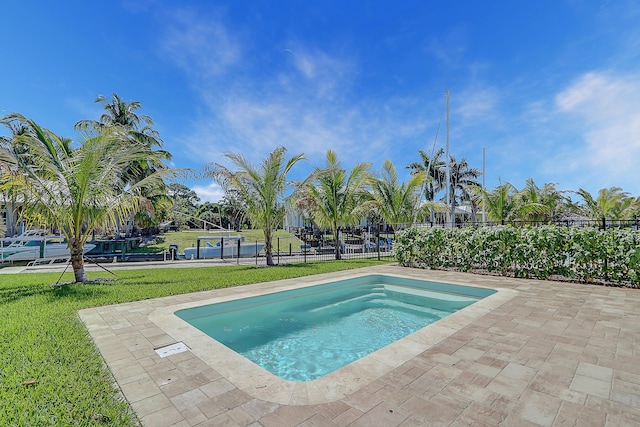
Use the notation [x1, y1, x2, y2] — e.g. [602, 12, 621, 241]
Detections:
[79, 266, 640, 426]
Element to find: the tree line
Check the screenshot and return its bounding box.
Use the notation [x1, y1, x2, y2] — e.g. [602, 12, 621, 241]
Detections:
[2, 94, 639, 280]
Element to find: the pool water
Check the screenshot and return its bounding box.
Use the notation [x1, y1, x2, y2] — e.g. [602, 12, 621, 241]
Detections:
[176, 275, 495, 382]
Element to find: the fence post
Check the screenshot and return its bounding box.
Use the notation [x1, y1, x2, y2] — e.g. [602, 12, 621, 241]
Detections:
[304, 234, 307, 263]
[277, 237, 280, 265]
[376, 228, 381, 261]
[255, 240, 258, 266]
[237, 239, 240, 265]
[220, 237, 224, 260]
[601, 216, 608, 281]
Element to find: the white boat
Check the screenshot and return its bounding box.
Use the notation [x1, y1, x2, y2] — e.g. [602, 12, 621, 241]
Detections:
[0, 236, 96, 262]
[183, 234, 265, 259]
[1, 229, 49, 245]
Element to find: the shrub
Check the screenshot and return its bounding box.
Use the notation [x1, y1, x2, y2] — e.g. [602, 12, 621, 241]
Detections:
[395, 225, 640, 287]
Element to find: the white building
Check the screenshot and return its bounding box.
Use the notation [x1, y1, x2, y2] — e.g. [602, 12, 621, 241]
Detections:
[1, 200, 22, 237]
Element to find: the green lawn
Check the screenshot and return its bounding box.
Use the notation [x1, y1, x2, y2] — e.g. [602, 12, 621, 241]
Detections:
[0, 259, 389, 426]
[136, 229, 300, 253]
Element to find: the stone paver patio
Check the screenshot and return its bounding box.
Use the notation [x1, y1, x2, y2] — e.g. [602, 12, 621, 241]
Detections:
[79, 265, 640, 426]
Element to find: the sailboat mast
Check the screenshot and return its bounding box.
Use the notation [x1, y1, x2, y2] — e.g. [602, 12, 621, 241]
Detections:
[482, 147, 486, 223]
[445, 90, 451, 227]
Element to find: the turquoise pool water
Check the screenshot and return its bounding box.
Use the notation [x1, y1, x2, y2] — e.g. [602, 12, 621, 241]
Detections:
[176, 275, 495, 382]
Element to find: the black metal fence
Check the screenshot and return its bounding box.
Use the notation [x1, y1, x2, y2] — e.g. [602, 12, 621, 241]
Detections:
[166, 218, 640, 267]
[174, 226, 397, 266]
[411, 217, 640, 230]
[270, 226, 397, 264]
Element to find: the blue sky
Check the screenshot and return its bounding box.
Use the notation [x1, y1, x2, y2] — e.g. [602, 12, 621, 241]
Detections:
[2, 1, 640, 203]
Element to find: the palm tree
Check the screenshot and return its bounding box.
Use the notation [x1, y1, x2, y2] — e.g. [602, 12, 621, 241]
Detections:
[302, 150, 371, 260]
[447, 155, 482, 224]
[368, 160, 425, 228]
[76, 94, 172, 233]
[205, 146, 305, 266]
[407, 148, 446, 222]
[470, 181, 518, 223]
[476, 180, 558, 224]
[516, 179, 567, 222]
[575, 187, 630, 220]
[0, 122, 32, 236]
[617, 196, 640, 220]
[75, 93, 171, 181]
[76, 93, 162, 144]
[0, 114, 178, 282]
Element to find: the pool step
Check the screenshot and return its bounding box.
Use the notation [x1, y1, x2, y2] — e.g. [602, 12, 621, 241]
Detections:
[383, 284, 479, 304]
[307, 284, 478, 314]
[308, 292, 385, 312]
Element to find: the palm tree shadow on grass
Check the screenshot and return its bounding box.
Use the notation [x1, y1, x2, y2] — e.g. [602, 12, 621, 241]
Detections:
[0, 285, 50, 305]
[47, 281, 112, 302]
[0, 280, 112, 305]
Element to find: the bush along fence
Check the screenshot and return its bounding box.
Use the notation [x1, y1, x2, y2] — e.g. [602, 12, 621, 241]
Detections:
[414, 217, 640, 230]
[394, 225, 640, 287]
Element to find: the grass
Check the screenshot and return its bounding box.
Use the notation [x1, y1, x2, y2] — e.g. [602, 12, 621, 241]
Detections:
[0, 258, 390, 426]
[135, 229, 301, 253]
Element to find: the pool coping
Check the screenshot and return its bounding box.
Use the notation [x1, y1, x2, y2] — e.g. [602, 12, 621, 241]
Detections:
[78, 265, 640, 425]
[140, 267, 517, 405]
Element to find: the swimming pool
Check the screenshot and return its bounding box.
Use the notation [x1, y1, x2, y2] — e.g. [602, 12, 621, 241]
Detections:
[176, 274, 496, 381]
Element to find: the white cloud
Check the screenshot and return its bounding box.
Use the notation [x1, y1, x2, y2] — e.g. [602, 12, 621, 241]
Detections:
[217, 95, 352, 158]
[157, 8, 441, 184]
[204, 89, 437, 175]
[425, 26, 468, 68]
[64, 96, 102, 121]
[159, 8, 241, 77]
[288, 48, 355, 99]
[454, 87, 500, 123]
[134, 2, 640, 199]
[554, 71, 640, 187]
[191, 182, 225, 203]
[171, 42, 432, 174]
[294, 54, 316, 79]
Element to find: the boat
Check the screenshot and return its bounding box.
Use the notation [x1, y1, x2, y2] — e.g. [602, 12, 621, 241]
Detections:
[183, 233, 265, 259]
[1, 229, 49, 246]
[0, 236, 96, 263]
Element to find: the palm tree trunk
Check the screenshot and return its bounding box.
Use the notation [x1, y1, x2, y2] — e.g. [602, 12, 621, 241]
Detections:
[70, 237, 87, 282]
[264, 229, 274, 266]
[471, 200, 478, 223]
[334, 223, 341, 260]
[125, 212, 135, 237]
[428, 188, 436, 224]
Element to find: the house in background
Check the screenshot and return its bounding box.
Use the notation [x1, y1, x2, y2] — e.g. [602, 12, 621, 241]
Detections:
[283, 201, 305, 231]
[1, 200, 22, 237]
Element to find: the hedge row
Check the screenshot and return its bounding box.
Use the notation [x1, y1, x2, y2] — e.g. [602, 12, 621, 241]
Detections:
[394, 225, 640, 287]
